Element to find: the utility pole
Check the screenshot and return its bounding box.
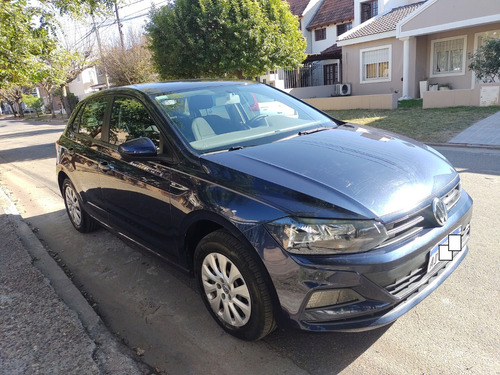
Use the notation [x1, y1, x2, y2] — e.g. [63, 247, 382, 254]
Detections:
[114, 1, 125, 50]
[92, 15, 110, 89]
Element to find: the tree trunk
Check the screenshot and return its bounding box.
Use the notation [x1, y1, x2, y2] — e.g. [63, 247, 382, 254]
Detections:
[15, 99, 24, 118]
[49, 92, 56, 119]
[60, 85, 71, 118]
[234, 70, 245, 80]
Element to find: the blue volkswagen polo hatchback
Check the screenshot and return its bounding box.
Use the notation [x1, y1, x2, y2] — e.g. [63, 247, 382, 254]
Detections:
[56, 81, 472, 340]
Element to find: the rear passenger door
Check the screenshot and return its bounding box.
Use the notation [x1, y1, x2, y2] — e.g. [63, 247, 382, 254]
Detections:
[97, 95, 176, 256]
[66, 96, 110, 221]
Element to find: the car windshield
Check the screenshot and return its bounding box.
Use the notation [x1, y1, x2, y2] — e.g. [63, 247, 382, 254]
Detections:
[152, 83, 338, 153]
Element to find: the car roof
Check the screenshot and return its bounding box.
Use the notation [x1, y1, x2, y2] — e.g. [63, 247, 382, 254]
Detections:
[107, 80, 259, 97]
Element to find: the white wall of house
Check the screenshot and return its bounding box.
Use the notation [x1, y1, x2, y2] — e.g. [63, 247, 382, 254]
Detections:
[68, 67, 101, 100]
[310, 24, 338, 54]
[301, 0, 323, 53]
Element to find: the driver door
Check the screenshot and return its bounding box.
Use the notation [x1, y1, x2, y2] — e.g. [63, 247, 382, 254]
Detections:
[98, 95, 175, 256]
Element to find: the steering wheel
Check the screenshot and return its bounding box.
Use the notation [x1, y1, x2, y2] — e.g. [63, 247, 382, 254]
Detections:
[246, 114, 269, 128]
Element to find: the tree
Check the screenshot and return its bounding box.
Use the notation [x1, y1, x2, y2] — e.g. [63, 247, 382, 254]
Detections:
[34, 48, 87, 118]
[0, 1, 56, 89]
[469, 38, 500, 83]
[22, 94, 44, 117]
[0, 87, 31, 117]
[1, 0, 115, 92]
[146, 0, 306, 79]
[101, 31, 159, 86]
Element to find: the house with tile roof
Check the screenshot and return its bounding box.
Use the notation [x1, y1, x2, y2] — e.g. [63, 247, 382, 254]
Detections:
[337, 0, 500, 106]
[261, 0, 355, 96]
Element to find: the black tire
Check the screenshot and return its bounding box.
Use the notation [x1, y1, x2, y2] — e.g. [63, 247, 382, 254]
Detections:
[194, 229, 276, 341]
[62, 178, 98, 233]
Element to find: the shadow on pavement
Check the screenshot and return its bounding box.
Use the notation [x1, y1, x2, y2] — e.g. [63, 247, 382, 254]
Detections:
[23, 205, 389, 375]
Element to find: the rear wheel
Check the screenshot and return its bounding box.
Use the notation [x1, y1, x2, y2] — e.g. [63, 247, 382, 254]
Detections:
[194, 229, 276, 341]
[62, 178, 98, 233]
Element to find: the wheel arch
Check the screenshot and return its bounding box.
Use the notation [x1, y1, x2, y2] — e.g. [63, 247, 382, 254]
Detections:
[180, 210, 283, 326]
[180, 210, 247, 273]
[57, 170, 69, 195]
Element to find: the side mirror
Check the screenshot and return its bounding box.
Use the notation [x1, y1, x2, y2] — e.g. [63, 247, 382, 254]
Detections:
[118, 137, 157, 160]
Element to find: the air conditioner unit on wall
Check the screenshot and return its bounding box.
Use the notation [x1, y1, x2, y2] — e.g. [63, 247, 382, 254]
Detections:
[338, 83, 351, 96]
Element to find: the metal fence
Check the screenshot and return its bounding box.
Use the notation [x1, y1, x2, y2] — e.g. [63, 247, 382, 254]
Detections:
[280, 63, 325, 89]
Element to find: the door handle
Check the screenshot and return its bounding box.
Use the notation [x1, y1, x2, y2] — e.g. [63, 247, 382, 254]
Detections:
[99, 161, 112, 172]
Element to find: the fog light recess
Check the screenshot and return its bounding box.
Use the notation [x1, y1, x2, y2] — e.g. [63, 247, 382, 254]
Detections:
[306, 289, 362, 309]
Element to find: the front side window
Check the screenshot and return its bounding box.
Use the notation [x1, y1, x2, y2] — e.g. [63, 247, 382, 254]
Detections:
[109, 96, 160, 148]
[315, 28, 326, 41]
[76, 97, 109, 139]
[361, 46, 391, 82]
[431, 36, 466, 76]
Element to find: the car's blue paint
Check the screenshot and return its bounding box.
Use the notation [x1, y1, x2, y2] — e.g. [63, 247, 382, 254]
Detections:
[56, 81, 473, 333]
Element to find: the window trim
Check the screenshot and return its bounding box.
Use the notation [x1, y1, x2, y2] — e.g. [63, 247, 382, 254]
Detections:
[430, 35, 467, 78]
[360, 45, 392, 84]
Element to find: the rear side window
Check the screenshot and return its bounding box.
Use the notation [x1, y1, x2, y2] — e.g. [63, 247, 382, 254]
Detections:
[109, 96, 160, 148]
[76, 98, 109, 140]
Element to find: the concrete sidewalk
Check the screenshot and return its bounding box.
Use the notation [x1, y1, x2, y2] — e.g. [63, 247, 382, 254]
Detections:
[0, 189, 150, 374]
[448, 110, 500, 147]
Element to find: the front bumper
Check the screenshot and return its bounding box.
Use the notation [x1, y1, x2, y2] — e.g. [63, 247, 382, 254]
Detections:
[255, 190, 473, 332]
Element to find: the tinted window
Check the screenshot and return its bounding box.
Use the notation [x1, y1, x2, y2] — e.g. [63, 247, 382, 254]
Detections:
[77, 98, 108, 140]
[109, 96, 160, 148]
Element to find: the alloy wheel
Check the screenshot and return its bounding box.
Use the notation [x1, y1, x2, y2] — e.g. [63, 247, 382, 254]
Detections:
[65, 184, 82, 227]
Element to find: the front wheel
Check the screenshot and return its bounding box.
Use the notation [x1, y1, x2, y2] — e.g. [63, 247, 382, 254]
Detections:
[194, 230, 276, 341]
[62, 178, 98, 233]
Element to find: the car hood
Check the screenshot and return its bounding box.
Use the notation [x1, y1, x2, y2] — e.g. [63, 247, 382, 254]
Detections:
[200, 125, 458, 219]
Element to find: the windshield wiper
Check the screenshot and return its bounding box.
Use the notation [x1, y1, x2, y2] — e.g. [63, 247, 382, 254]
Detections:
[228, 146, 245, 151]
[298, 126, 334, 136]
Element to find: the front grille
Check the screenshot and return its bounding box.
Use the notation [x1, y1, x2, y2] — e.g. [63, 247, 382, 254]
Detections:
[385, 266, 426, 298]
[442, 182, 461, 211]
[378, 182, 461, 248]
[380, 212, 425, 247]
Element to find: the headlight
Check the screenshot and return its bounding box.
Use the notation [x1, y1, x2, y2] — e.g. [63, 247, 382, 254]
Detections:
[265, 217, 388, 255]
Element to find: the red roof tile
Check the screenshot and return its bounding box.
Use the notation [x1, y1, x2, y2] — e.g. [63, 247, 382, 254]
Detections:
[307, 0, 354, 30]
[321, 43, 342, 55]
[286, 0, 311, 16]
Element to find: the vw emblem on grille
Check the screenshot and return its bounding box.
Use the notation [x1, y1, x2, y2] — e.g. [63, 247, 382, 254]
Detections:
[432, 197, 447, 226]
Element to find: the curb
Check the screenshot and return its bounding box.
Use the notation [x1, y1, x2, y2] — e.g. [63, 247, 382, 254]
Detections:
[427, 142, 500, 150]
[0, 187, 150, 374]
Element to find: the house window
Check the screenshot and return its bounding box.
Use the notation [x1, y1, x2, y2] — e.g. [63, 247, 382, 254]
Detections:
[315, 28, 326, 41]
[323, 64, 338, 85]
[431, 36, 466, 76]
[361, 45, 391, 83]
[337, 23, 352, 36]
[361, 0, 378, 23]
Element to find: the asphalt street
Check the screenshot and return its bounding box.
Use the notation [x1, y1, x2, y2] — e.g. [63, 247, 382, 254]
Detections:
[0, 117, 499, 374]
